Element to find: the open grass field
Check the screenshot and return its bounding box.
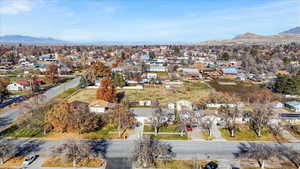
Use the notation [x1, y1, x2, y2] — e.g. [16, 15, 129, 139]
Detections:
[68, 81, 211, 105]
[42, 156, 105, 168]
[219, 125, 287, 142]
[68, 88, 96, 103]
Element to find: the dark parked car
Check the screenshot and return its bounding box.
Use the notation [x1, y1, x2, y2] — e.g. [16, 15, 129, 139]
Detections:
[203, 162, 218, 169]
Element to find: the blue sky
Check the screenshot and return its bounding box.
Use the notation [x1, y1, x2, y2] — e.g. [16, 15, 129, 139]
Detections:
[0, 0, 299, 43]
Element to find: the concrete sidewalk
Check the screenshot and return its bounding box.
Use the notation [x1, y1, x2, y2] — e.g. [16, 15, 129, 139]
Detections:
[211, 125, 225, 141]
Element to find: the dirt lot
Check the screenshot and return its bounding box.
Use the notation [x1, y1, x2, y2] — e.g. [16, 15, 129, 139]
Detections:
[208, 79, 266, 101]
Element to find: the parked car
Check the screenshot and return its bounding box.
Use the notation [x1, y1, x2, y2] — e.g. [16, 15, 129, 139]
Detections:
[203, 161, 218, 169]
[23, 155, 39, 166]
[191, 122, 198, 128]
[186, 125, 193, 131]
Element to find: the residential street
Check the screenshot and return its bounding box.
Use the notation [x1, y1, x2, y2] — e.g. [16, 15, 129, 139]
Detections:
[7, 139, 300, 169]
[0, 77, 81, 131]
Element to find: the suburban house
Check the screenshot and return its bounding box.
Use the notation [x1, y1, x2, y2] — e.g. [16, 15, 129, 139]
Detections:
[285, 101, 300, 112]
[145, 64, 167, 72]
[221, 68, 238, 78]
[177, 68, 202, 79]
[7, 80, 31, 91]
[176, 100, 193, 112]
[89, 100, 116, 114]
[7, 83, 25, 91]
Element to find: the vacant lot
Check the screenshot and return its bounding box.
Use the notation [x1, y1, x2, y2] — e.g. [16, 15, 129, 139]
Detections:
[208, 79, 264, 101]
[68, 81, 211, 105]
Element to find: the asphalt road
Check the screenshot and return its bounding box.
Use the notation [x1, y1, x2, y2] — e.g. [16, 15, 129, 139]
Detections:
[5, 139, 299, 169]
[0, 77, 81, 130]
[11, 139, 300, 159]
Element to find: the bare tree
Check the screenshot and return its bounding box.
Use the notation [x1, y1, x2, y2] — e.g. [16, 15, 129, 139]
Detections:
[152, 107, 166, 136]
[51, 139, 94, 167]
[107, 104, 136, 137]
[0, 138, 14, 165]
[200, 118, 214, 137]
[277, 146, 300, 169]
[250, 103, 273, 137]
[134, 137, 174, 168]
[219, 106, 241, 137]
[236, 143, 278, 169]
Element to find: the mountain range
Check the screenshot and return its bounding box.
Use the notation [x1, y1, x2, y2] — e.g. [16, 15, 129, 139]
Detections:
[0, 35, 67, 44]
[197, 26, 300, 46]
[0, 26, 299, 45]
[280, 26, 300, 34]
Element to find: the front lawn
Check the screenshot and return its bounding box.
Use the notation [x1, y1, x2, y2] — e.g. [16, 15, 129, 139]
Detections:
[82, 125, 122, 139]
[136, 160, 217, 169]
[219, 125, 287, 141]
[201, 130, 214, 141]
[0, 125, 44, 138]
[42, 156, 105, 168]
[144, 124, 180, 133]
[0, 156, 25, 167]
[150, 134, 188, 140]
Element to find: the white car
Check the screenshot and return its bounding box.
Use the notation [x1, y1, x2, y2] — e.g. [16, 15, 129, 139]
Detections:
[23, 155, 38, 166]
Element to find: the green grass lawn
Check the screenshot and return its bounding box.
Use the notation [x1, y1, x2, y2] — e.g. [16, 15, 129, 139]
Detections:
[144, 124, 180, 133]
[201, 130, 215, 140]
[82, 125, 120, 139]
[219, 125, 286, 141]
[183, 80, 210, 90]
[56, 87, 80, 99]
[150, 134, 188, 140]
[0, 125, 44, 138]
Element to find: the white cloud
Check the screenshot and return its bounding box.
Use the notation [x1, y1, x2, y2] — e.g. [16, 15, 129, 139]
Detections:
[0, 0, 35, 14]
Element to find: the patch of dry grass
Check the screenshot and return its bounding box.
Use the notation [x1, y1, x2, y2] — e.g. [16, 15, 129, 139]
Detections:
[0, 156, 25, 167]
[42, 156, 105, 168]
[68, 89, 96, 103]
[68, 81, 211, 106]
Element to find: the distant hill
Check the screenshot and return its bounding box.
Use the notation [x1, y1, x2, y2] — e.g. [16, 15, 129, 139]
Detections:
[0, 35, 68, 44]
[280, 26, 300, 34]
[233, 32, 265, 40]
[196, 32, 300, 46]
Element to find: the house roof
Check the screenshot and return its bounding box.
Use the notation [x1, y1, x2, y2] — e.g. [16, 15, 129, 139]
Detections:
[222, 68, 238, 74]
[178, 68, 199, 73]
[90, 100, 110, 107]
[16, 80, 30, 86]
[89, 100, 116, 108]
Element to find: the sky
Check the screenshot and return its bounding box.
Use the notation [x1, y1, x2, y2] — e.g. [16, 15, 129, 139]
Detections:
[0, 0, 299, 43]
